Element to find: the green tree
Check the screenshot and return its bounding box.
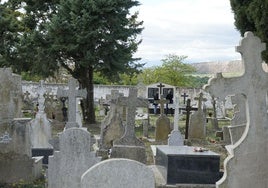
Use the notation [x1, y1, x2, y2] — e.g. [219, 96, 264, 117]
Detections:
[0, 2, 24, 67]
[138, 54, 196, 87]
[47, 0, 143, 123]
[230, 0, 268, 62]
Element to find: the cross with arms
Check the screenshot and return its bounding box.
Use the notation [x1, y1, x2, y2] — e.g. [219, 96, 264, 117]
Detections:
[204, 32, 268, 187]
[114, 87, 148, 146]
[57, 78, 87, 129]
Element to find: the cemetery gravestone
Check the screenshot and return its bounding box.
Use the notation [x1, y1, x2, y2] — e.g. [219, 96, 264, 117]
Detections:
[155, 94, 171, 141]
[30, 80, 52, 148]
[0, 68, 22, 127]
[30, 81, 53, 164]
[204, 32, 268, 187]
[48, 128, 100, 188]
[168, 93, 184, 146]
[57, 78, 87, 129]
[183, 99, 198, 139]
[0, 69, 43, 183]
[188, 92, 207, 140]
[99, 90, 124, 154]
[81, 158, 155, 188]
[111, 88, 147, 164]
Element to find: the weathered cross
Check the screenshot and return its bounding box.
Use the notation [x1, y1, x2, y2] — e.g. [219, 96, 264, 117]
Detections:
[181, 92, 189, 104]
[157, 83, 165, 94]
[184, 99, 198, 139]
[204, 32, 268, 186]
[173, 94, 180, 131]
[57, 78, 87, 128]
[35, 80, 51, 113]
[155, 94, 169, 116]
[24, 91, 31, 101]
[194, 92, 207, 110]
[114, 87, 148, 146]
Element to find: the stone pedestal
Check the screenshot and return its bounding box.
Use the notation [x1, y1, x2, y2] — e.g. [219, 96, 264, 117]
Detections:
[111, 145, 146, 164]
[155, 145, 222, 184]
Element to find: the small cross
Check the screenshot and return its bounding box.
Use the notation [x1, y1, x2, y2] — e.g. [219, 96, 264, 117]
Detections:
[181, 92, 189, 104]
[157, 83, 165, 94]
[24, 91, 31, 101]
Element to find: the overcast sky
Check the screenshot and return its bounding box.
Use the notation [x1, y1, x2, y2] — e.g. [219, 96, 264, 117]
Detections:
[133, 0, 242, 67]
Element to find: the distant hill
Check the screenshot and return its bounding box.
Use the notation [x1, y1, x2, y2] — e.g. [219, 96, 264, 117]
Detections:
[191, 60, 243, 74]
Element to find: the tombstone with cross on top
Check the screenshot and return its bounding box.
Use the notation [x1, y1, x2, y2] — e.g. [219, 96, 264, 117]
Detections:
[204, 32, 268, 187]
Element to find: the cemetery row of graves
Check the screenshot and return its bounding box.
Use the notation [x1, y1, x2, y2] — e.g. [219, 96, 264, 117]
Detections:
[0, 32, 267, 187]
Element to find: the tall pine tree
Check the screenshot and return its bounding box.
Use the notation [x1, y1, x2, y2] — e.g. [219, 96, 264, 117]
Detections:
[48, 0, 143, 123]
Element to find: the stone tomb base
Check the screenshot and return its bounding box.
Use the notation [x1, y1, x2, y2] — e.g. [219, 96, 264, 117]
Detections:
[111, 145, 146, 164]
[32, 148, 53, 164]
[155, 145, 222, 184]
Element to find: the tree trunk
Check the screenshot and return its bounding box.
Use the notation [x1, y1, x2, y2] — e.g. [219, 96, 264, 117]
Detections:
[80, 67, 96, 124]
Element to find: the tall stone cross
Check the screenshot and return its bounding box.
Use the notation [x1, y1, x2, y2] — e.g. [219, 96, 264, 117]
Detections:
[157, 83, 165, 94]
[181, 92, 189, 104]
[57, 78, 87, 129]
[194, 92, 207, 111]
[184, 99, 197, 139]
[114, 87, 148, 146]
[156, 94, 169, 116]
[35, 80, 51, 113]
[168, 93, 184, 146]
[204, 32, 268, 187]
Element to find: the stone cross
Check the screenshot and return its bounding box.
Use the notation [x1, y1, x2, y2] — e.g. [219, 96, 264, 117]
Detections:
[184, 99, 197, 139]
[35, 80, 51, 113]
[114, 87, 148, 146]
[24, 91, 31, 101]
[168, 93, 184, 145]
[204, 32, 268, 187]
[194, 92, 207, 110]
[155, 94, 169, 116]
[181, 92, 189, 104]
[57, 78, 87, 129]
[157, 83, 165, 94]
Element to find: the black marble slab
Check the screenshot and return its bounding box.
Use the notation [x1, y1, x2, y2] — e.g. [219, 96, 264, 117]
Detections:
[155, 145, 223, 184]
[32, 148, 53, 164]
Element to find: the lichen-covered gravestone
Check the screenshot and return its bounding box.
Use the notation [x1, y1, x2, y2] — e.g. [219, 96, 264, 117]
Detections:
[99, 90, 124, 154]
[48, 128, 100, 188]
[30, 80, 52, 148]
[188, 92, 207, 140]
[81, 158, 155, 188]
[204, 32, 268, 187]
[0, 69, 42, 183]
[110, 88, 147, 164]
[155, 94, 171, 141]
